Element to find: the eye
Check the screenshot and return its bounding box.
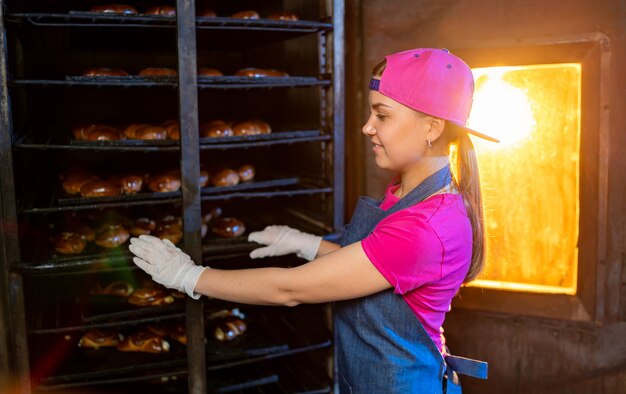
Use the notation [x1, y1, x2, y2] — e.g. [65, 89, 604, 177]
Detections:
[376, 114, 386, 121]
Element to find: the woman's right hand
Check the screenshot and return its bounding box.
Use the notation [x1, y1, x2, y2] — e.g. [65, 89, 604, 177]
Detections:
[248, 225, 322, 261]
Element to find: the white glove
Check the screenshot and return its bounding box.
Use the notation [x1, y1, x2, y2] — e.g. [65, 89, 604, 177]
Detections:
[248, 225, 322, 261]
[128, 235, 207, 299]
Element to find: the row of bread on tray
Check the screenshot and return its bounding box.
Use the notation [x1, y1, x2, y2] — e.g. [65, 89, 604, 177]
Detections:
[88, 4, 299, 21]
[72, 119, 272, 141]
[51, 207, 245, 255]
[76, 308, 247, 353]
[60, 164, 255, 198]
[81, 67, 289, 78]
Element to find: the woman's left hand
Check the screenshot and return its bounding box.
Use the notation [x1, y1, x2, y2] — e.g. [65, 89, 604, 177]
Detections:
[128, 235, 207, 299]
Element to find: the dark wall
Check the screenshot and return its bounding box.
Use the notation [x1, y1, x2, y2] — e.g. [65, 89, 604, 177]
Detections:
[345, 0, 626, 392]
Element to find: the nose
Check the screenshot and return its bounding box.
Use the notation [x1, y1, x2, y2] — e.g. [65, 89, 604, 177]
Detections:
[362, 118, 376, 136]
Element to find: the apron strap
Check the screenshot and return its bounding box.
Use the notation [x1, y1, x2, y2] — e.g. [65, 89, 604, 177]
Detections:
[444, 354, 489, 380]
[386, 164, 453, 215]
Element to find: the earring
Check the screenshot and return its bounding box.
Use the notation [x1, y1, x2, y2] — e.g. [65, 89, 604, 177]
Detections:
[427, 139, 433, 148]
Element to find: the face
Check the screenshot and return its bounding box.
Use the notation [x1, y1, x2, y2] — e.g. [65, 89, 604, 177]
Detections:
[362, 89, 434, 171]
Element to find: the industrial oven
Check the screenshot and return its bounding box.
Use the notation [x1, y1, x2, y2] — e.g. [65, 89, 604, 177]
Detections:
[0, 0, 345, 392]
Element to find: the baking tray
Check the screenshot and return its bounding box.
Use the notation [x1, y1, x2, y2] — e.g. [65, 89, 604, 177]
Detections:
[13, 129, 329, 151]
[9, 76, 330, 89]
[7, 12, 332, 33]
[55, 176, 299, 206]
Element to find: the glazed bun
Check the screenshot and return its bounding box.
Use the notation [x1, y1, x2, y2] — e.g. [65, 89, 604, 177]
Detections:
[211, 217, 246, 238]
[73, 124, 122, 141]
[145, 6, 176, 16]
[78, 330, 122, 349]
[267, 12, 299, 21]
[234, 68, 289, 77]
[117, 332, 170, 353]
[83, 67, 129, 77]
[90, 4, 138, 14]
[200, 120, 234, 138]
[123, 124, 167, 140]
[134, 125, 168, 140]
[62, 173, 99, 195]
[231, 10, 260, 19]
[198, 67, 223, 76]
[162, 121, 180, 140]
[128, 287, 175, 307]
[130, 217, 156, 236]
[111, 174, 143, 195]
[147, 171, 182, 193]
[80, 179, 123, 198]
[138, 67, 177, 77]
[233, 120, 271, 136]
[95, 224, 130, 248]
[198, 9, 217, 17]
[237, 165, 255, 182]
[53, 232, 87, 255]
[211, 169, 239, 187]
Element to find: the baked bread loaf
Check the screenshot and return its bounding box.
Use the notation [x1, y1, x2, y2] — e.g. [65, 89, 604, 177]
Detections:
[136, 125, 168, 140]
[85, 128, 123, 141]
[233, 121, 261, 136]
[90, 281, 134, 297]
[170, 323, 187, 345]
[211, 169, 239, 187]
[130, 217, 156, 236]
[90, 4, 138, 14]
[78, 330, 122, 349]
[234, 68, 289, 77]
[214, 317, 247, 341]
[73, 124, 123, 141]
[163, 121, 180, 140]
[82, 67, 129, 77]
[198, 67, 223, 76]
[268, 12, 299, 21]
[128, 287, 175, 306]
[53, 232, 87, 254]
[95, 224, 130, 248]
[145, 6, 176, 16]
[198, 9, 217, 17]
[117, 332, 170, 353]
[232, 10, 260, 19]
[138, 67, 177, 77]
[110, 174, 143, 194]
[237, 164, 255, 182]
[147, 171, 182, 192]
[80, 179, 123, 198]
[62, 173, 99, 195]
[200, 120, 234, 138]
[153, 217, 183, 244]
[123, 123, 147, 139]
[211, 217, 245, 238]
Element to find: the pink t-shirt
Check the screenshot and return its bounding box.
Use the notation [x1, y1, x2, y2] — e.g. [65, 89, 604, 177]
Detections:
[361, 182, 472, 353]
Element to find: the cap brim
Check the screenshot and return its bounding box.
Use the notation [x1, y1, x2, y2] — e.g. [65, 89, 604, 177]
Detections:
[462, 125, 500, 143]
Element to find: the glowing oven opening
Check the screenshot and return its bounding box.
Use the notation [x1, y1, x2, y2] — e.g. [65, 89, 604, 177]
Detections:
[465, 63, 581, 295]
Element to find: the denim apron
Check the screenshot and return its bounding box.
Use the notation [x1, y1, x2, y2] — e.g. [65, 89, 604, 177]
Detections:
[332, 165, 488, 393]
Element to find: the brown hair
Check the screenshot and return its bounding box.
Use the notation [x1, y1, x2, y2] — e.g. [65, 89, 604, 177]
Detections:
[372, 59, 485, 283]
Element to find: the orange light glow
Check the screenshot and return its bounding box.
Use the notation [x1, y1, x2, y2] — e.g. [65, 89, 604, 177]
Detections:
[466, 63, 581, 295]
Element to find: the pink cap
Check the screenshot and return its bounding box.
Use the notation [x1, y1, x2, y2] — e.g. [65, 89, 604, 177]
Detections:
[370, 48, 499, 143]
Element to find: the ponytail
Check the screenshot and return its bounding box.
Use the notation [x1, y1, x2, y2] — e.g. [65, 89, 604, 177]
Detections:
[448, 125, 486, 283]
[371, 58, 486, 283]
